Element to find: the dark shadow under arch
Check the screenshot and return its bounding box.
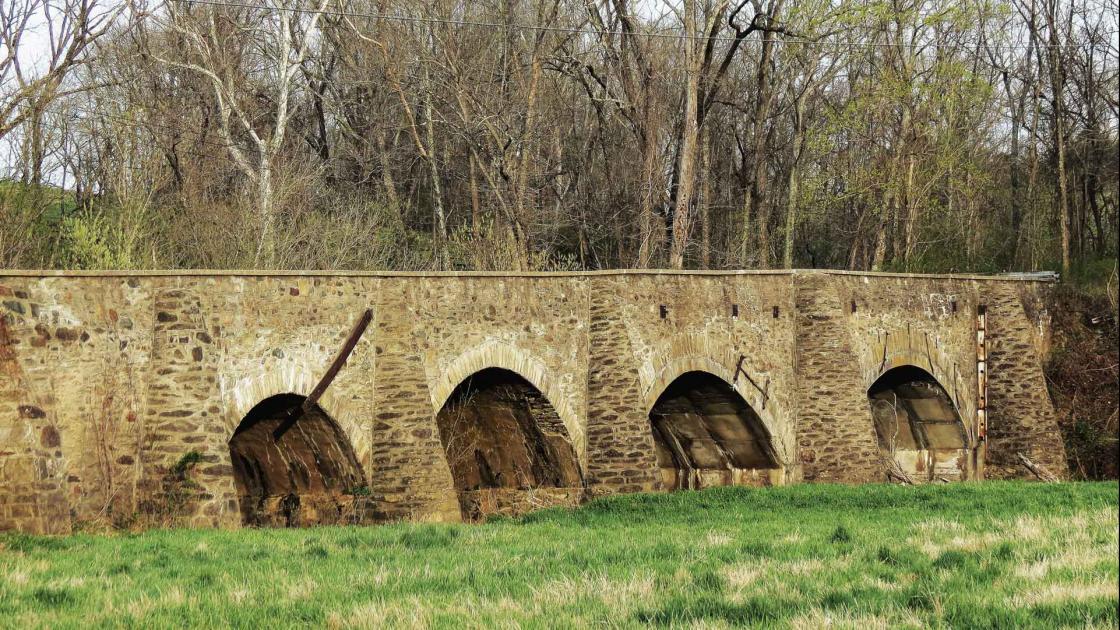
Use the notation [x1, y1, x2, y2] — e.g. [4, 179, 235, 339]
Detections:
[229, 394, 370, 527]
[435, 368, 583, 520]
[649, 371, 779, 490]
[868, 366, 973, 481]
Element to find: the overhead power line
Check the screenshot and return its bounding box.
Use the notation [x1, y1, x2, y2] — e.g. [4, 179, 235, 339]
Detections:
[182, 0, 1118, 53]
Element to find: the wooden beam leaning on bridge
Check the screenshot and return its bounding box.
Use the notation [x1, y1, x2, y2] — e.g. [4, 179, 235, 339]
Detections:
[272, 309, 374, 441]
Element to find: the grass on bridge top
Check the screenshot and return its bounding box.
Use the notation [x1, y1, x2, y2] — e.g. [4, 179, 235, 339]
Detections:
[1, 481, 1117, 629]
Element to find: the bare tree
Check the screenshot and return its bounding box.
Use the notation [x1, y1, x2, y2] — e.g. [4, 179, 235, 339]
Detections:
[1, 0, 126, 145]
[1, 0, 1114, 276]
[149, 0, 331, 266]
[669, 0, 796, 268]
[0, 0, 128, 194]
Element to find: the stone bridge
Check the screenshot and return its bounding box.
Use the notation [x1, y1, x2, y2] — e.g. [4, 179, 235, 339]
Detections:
[0, 270, 1065, 533]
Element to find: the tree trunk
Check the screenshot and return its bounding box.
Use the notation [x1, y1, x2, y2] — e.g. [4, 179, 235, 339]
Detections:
[23, 105, 45, 186]
[754, 134, 774, 268]
[376, 132, 402, 226]
[670, 113, 699, 269]
[255, 161, 275, 267]
[1044, 2, 1071, 276]
[1007, 70, 1025, 264]
[511, 56, 543, 271]
[636, 125, 662, 268]
[872, 194, 891, 272]
[670, 6, 701, 270]
[901, 154, 917, 267]
[422, 78, 448, 269]
[1053, 80, 1072, 278]
[738, 179, 753, 267]
[699, 127, 712, 269]
[469, 153, 482, 239]
[782, 92, 806, 269]
[739, 29, 777, 268]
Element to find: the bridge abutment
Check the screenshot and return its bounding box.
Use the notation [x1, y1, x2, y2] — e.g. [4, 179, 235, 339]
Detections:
[983, 284, 1068, 479]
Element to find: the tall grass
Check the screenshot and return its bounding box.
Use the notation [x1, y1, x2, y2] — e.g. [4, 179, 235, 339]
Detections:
[1, 482, 1116, 628]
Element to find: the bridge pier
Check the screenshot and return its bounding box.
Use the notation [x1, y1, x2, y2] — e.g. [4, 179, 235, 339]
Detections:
[792, 274, 885, 483]
[584, 278, 662, 497]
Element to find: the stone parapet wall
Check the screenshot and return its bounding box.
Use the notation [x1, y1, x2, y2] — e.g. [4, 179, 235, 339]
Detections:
[0, 270, 1066, 533]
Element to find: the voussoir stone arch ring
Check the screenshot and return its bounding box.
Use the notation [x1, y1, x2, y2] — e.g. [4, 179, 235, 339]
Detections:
[428, 340, 585, 467]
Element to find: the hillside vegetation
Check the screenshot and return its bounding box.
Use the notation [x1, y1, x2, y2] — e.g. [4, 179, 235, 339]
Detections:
[1, 482, 1116, 628]
[1, 0, 1117, 273]
[1046, 273, 1120, 479]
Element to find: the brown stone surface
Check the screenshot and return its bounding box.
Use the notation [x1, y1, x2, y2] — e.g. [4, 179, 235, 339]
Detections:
[0, 270, 1066, 533]
[793, 274, 882, 482]
[984, 283, 1068, 479]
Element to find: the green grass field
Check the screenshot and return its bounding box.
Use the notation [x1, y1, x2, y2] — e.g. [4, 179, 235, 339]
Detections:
[1, 482, 1117, 629]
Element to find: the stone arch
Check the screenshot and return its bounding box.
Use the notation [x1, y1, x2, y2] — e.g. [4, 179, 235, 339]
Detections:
[864, 341, 975, 427]
[639, 346, 790, 467]
[430, 340, 583, 465]
[648, 370, 782, 490]
[642, 354, 742, 415]
[867, 363, 975, 482]
[228, 393, 372, 526]
[434, 367, 584, 520]
[220, 367, 369, 466]
[872, 349, 953, 397]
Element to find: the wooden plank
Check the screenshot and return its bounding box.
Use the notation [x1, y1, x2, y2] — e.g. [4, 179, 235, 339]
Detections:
[273, 308, 373, 440]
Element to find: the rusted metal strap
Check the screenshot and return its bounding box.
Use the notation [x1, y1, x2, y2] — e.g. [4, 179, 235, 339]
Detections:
[976, 306, 989, 442]
[273, 309, 373, 440]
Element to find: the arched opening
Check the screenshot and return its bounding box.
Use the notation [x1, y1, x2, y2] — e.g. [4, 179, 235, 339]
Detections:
[868, 366, 973, 482]
[649, 371, 779, 490]
[229, 394, 370, 527]
[435, 368, 583, 520]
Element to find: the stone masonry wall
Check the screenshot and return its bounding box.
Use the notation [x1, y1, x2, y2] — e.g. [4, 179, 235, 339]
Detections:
[823, 275, 986, 482]
[584, 274, 800, 496]
[584, 277, 661, 495]
[0, 312, 69, 534]
[792, 273, 883, 482]
[983, 283, 1068, 479]
[0, 278, 152, 533]
[835, 275, 980, 423]
[139, 282, 235, 527]
[0, 271, 1066, 533]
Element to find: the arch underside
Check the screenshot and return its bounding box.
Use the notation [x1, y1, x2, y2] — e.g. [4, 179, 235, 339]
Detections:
[435, 368, 583, 520]
[868, 366, 974, 482]
[650, 371, 780, 490]
[229, 394, 373, 527]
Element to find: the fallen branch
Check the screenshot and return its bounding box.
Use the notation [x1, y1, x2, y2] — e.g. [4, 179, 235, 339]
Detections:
[886, 461, 914, 485]
[1017, 452, 1059, 482]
